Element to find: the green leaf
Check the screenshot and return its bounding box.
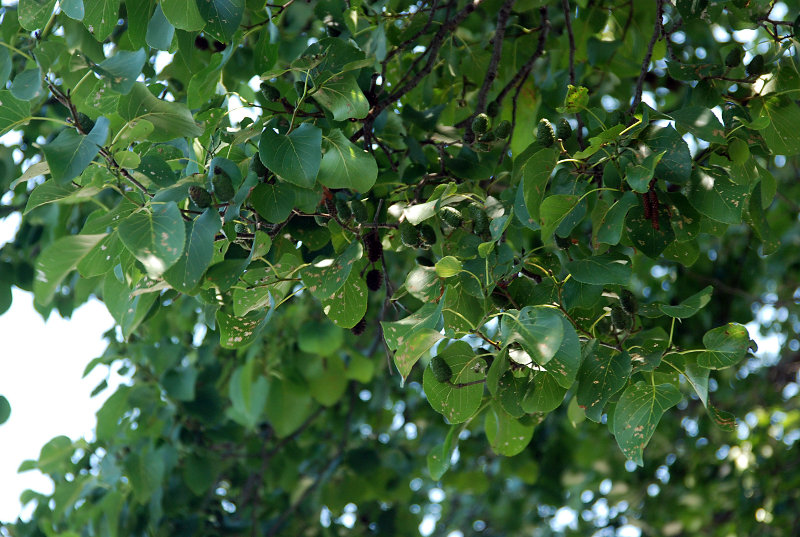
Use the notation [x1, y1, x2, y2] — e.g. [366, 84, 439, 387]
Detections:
[625, 151, 664, 193]
[0, 395, 11, 426]
[10, 67, 42, 101]
[318, 129, 378, 191]
[196, 0, 244, 42]
[187, 55, 224, 109]
[697, 322, 750, 369]
[557, 85, 589, 113]
[306, 355, 347, 406]
[264, 377, 314, 438]
[521, 371, 567, 414]
[33, 234, 106, 306]
[118, 83, 204, 142]
[540, 194, 580, 241]
[145, 4, 174, 50]
[163, 208, 222, 292]
[301, 241, 362, 300]
[566, 254, 631, 286]
[61, 0, 84, 19]
[162, 0, 205, 30]
[613, 382, 682, 466]
[659, 286, 712, 318]
[595, 191, 638, 245]
[422, 341, 485, 424]
[118, 202, 186, 276]
[545, 315, 582, 388]
[93, 48, 146, 94]
[227, 360, 268, 430]
[103, 273, 159, 338]
[646, 125, 692, 184]
[688, 167, 749, 224]
[517, 146, 559, 222]
[428, 426, 459, 480]
[670, 106, 726, 143]
[18, 0, 56, 30]
[625, 204, 675, 258]
[312, 74, 369, 121]
[485, 403, 535, 456]
[499, 306, 564, 366]
[259, 122, 322, 188]
[42, 117, 109, 184]
[0, 48, 11, 88]
[217, 308, 273, 349]
[576, 343, 631, 422]
[382, 295, 446, 380]
[84, 0, 120, 41]
[321, 270, 368, 329]
[757, 96, 800, 156]
[435, 256, 462, 278]
[0, 90, 32, 136]
[24, 180, 102, 214]
[249, 181, 295, 223]
[298, 320, 344, 356]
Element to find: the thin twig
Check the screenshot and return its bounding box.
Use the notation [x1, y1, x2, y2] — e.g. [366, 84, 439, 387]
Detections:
[629, 0, 663, 114]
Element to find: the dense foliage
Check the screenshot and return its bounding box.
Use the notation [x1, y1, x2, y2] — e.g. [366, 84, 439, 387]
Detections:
[1, 0, 799, 535]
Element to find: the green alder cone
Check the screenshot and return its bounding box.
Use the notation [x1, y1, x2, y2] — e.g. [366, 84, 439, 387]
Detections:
[536, 118, 556, 147]
[349, 199, 368, 222]
[419, 224, 437, 246]
[620, 289, 638, 315]
[468, 204, 489, 234]
[494, 120, 512, 139]
[250, 155, 269, 178]
[400, 221, 421, 248]
[746, 54, 765, 77]
[471, 113, 490, 135]
[556, 118, 573, 140]
[725, 47, 743, 68]
[439, 206, 464, 229]
[212, 171, 235, 201]
[430, 355, 453, 383]
[610, 305, 632, 332]
[189, 186, 213, 208]
[259, 81, 281, 101]
[486, 101, 500, 117]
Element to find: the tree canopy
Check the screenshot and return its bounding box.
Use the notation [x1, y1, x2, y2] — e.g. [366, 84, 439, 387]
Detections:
[1, 0, 800, 535]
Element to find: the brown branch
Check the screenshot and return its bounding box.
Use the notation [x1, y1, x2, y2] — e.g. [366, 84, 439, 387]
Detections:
[629, 0, 664, 114]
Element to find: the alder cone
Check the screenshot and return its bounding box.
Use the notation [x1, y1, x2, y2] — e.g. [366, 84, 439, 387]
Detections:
[439, 206, 463, 229]
[364, 232, 383, 262]
[212, 172, 235, 201]
[610, 305, 632, 331]
[350, 318, 367, 336]
[620, 289, 638, 315]
[189, 186, 212, 209]
[419, 224, 436, 246]
[366, 269, 383, 291]
[431, 356, 452, 383]
[536, 118, 555, 147]
[556, 118, 573, 140]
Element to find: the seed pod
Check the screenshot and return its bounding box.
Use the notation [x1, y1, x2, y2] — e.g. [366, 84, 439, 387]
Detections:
[468, 204, 489, 234]
[335, 199, 352, 221]
[349, 199, 368, 223]
[366, 269, 383, 291]
[494, 120, 512, 139]
[351, 317, 367, 336]
[430, 356, 453, 383]
[486, 101, 500, 117]
[471, 113, 490, 135]
[76, 113, 95, 133]
[260, 82, 281, 102]
[725, 47, 742, 68]
[212, 171, 235, 201]
[400, 222, 421, 248]
[419, 224, 436, 246]
[610, 305, 632, 332]
[556, 118, 573, 140]
[250, 155, 269, 177]
[189, 186, 213, 209]
[746, 54, 765, 77]
[364, 231, 383, 262]
[554, 234, 572, 250]
[439, 206, 463, 229]
[536, 118, 555, 147]
[620, 289, 638, 315]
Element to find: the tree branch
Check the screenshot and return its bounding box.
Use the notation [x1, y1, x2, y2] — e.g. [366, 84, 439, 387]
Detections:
[629, 0, 664, 114]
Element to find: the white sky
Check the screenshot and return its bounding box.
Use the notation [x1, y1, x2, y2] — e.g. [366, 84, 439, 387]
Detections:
[0, 282, 115, 523]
